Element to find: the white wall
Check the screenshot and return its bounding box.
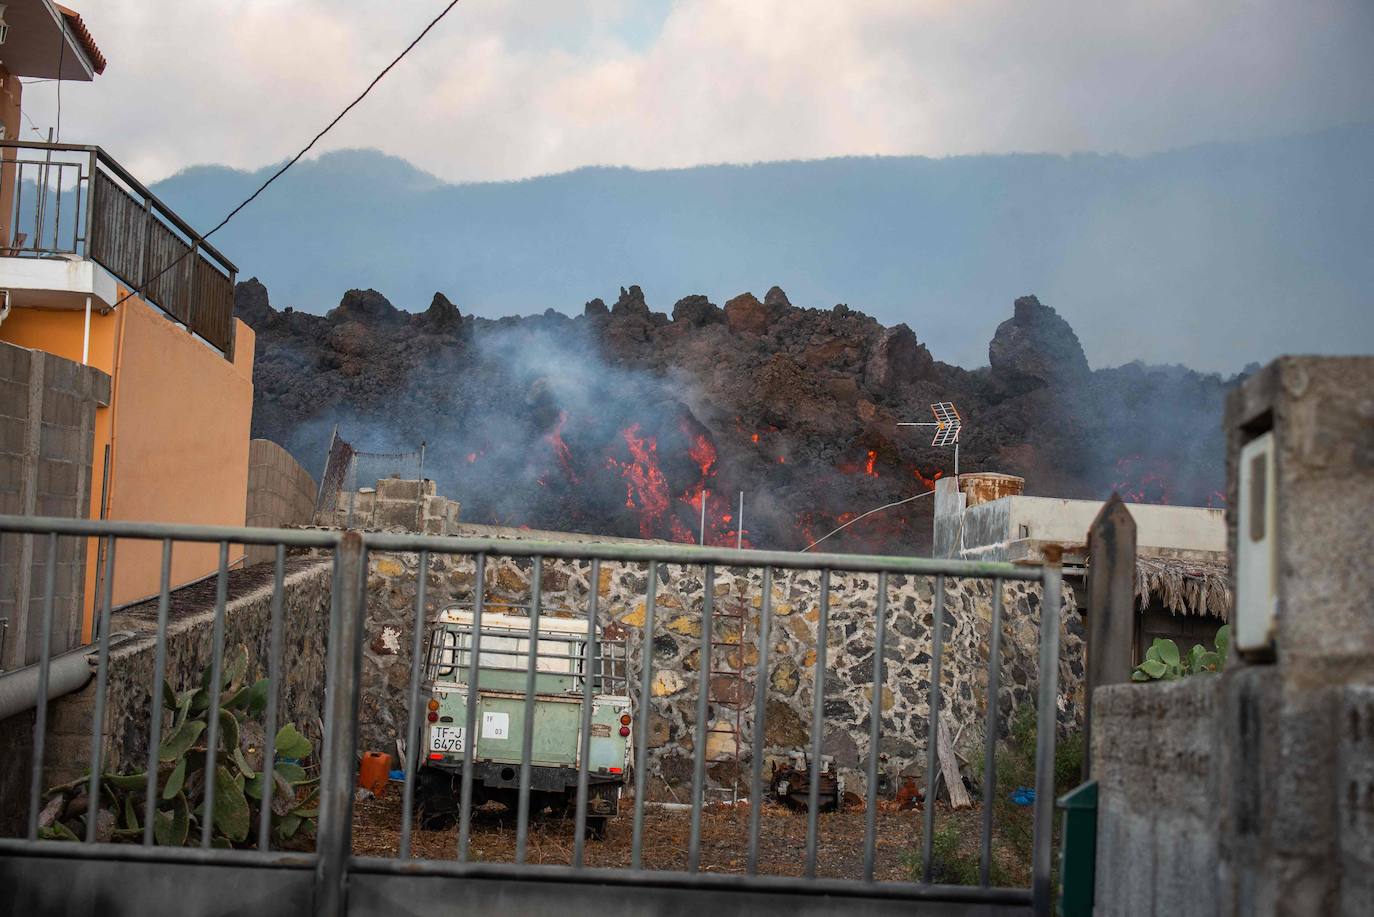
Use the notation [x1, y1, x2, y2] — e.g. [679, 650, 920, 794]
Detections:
[1003, 497, 1225, 552]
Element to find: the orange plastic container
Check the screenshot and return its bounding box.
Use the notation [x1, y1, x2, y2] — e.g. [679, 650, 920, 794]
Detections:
[358, 751, 391, 797]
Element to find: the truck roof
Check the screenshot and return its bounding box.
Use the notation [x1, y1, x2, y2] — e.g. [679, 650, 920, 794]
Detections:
[436, 607, 591, 635]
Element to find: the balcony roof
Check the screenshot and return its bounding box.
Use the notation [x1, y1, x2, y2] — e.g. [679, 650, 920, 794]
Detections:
[3, 0, 105, 80]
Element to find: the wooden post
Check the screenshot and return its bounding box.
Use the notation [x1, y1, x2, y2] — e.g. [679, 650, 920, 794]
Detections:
[1083, 493, 1137, 779]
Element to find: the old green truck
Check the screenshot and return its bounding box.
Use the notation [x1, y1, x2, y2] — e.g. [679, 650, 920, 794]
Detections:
[414, 605, 631, 839]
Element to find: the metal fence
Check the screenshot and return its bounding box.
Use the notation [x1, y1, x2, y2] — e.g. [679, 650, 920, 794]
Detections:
[0, 140, 238, 356]
[0, 513, 1062, 917]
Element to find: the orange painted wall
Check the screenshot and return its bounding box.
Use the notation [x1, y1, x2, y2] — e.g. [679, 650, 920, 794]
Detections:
[104, 298, 254, 608]
[1, 293, 255, 633]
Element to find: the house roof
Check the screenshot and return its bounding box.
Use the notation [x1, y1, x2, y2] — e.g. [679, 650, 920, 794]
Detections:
[1136, 555, 1231, 621]
[54, 4, 106, 75]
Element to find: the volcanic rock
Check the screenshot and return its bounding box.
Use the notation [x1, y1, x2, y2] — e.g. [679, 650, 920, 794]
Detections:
[239, 280, 1229, 555]
[764, 286, 792, 309]
[988, 295, 1090, 389]
[612, 285, 650, 318]
[864, 323, 935, 395]
[416, 291, 463, 334]
[672, 294, 724, 327]
[329, 288, 404, 325]
[724, 292, 770, 335]
[233, 277, 273, 327]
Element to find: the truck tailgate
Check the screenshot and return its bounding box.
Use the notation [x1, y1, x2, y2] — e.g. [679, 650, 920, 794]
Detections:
[474, 693, 582, 767]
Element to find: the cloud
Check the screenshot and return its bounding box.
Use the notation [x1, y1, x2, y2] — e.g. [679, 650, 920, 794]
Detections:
[17, 0, 1374, 184]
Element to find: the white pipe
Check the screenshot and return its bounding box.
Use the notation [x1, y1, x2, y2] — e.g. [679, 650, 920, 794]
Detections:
[0, 651, 92, 720]
[699, 488, 707, 545]
[81, 295, 91, 364]
[736, 491, 744, 550]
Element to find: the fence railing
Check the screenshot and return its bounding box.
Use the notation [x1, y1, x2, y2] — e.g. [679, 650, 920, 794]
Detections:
[0, 514, 1063, 917]
[0, 140, 238, 357]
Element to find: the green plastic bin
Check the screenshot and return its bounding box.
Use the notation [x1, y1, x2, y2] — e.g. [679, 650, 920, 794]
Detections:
[1057, 780, 1098, 917]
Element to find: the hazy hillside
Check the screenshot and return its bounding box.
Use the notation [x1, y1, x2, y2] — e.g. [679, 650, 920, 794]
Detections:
[157, 124, 1374, 372]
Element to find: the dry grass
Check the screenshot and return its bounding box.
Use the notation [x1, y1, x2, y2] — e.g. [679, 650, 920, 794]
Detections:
[352, 792, 1032, 885]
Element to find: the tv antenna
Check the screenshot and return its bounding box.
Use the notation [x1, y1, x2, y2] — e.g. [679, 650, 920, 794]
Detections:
[898, 401, 963, 478]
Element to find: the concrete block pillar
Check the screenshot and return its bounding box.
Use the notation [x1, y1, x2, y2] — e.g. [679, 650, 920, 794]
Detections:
[1220, 356, 1374, 917]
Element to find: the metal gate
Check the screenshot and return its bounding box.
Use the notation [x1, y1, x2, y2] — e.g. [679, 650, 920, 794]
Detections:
[0, 513, 1062, 916]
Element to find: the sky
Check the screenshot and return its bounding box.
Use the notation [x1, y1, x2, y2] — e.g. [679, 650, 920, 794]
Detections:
[16, 0, 1374, 185]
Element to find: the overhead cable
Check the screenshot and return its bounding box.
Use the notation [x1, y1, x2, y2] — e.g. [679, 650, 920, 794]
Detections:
[801, 490, 935, 552]
[109, 0, 463, 311]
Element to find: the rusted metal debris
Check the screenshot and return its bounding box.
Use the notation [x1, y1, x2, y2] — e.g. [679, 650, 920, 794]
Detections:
[768, 753, 842, 813]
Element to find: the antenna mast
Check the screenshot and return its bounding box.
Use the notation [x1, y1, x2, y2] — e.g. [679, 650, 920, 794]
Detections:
[898, 401, 963, 480]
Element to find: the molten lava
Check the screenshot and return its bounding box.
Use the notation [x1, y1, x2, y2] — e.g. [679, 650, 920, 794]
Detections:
[606, 424, 672, 538]
[543, 411, 580, 483]
[1112, 455, 1174, 504]
[912, 467, 944, 490]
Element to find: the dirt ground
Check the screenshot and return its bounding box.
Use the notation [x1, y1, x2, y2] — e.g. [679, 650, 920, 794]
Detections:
[352, 791, 1032, 885]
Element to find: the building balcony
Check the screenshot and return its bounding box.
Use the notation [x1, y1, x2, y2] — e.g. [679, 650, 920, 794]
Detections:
[0, 139, 238, 358]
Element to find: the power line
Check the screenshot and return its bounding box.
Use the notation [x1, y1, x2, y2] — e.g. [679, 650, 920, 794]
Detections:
[109, 0, 463, 311]
[801, 490, 934, 553]
[20, 108, 48, 140]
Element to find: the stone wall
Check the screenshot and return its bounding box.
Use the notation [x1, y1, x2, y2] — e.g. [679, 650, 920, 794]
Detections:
[244, 438, 318, 565]
[40, 559, 334, 792]
[362, 550, 1083, 799]
[0, 340, 110, 669]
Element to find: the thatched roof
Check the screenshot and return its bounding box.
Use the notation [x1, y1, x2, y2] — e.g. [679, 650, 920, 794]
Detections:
[1135, 556, 1231, 621]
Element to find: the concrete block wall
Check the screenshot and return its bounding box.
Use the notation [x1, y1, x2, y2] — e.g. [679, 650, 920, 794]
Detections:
[1093, 679, 1222, 917]
[1091, 356, 1374, 917]
[244, 438, 318, 564]
[320, 478, 461, 536]
[0, 340, 110, 670]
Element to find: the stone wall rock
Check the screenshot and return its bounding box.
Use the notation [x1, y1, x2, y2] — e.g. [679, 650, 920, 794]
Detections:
[361, 552, 1083, 800]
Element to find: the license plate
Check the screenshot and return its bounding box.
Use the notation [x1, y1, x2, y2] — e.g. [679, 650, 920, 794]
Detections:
[429, 726, 466, 753]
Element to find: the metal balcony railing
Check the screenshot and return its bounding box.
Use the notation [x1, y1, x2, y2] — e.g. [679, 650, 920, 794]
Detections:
[0, 140, 239, 358]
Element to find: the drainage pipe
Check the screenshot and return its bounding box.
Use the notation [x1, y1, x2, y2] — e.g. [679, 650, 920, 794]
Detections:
[0, 633, 134, 721]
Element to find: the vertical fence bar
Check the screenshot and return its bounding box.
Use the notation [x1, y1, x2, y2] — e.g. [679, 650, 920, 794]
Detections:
[920, 575, 947, 883]
[1031, 562, 1063, 917]
[199, 542, 231, 848]
[72, 161, 86, 253]
[141, 539, 173, 846]
[979, 578, 1005, 886]
[573, 558, 601, 868]
[687, 564, 715, 872]
[25, 533, 59, 840]
[315, 532, 366, 917]
[746, 566, 774, 875]
[514, 558, 543, 864]
[83, 151, 96, 255]
[257, 544, 286, 851]
[803, 569, 831, 879]
[12, 161, 25, 251]
[457, 553, 487, 862]
[398, 549, 430, 859]
[52, 164, 64, 252]
[862, 571, 889, 881]
[84, 536, 117, 843]
[630, 561, 658, 871]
